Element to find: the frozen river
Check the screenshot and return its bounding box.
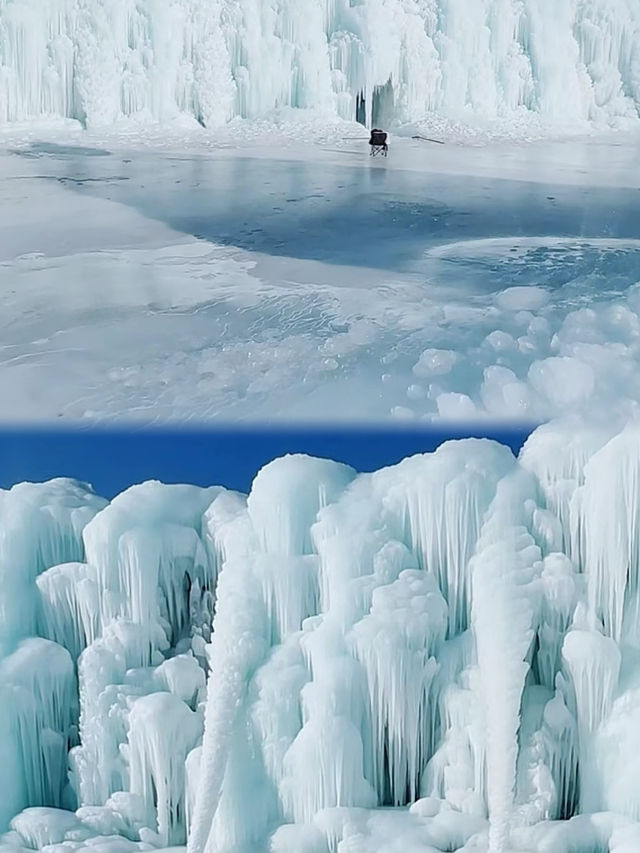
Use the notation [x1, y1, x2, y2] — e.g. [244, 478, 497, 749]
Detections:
[1, 131, 640, 424]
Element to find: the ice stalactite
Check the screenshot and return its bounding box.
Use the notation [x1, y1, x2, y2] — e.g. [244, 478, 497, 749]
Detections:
[82, 483, 220, 648]
[185, 745, 202, 836]
[0, 481, 104, 831]
[278, 623, 376, 827]
[568, 426, 640, 643]
[255, 554, 320, 646]
[514, 685, 556, 826]
[540, 690, 579, 821]
[421, 641, 487, 817]
[562, 627, 621, 814]
[0, 638, 77, 826]
[536, 554, 580, 691]
[69, 619, 166, 808]
[68, 487, 218, 843]
[0, 480, 106, 656]
[280, 698, 377, 825]
[519, 419, 616, 561]
[1, 0, 639, 127]
[114, 524, 212, 648]
[384, 440, 515, 636]
[596, 687, 640, 821]
[153, 654, 206, 710]
[248, 638, 311, 815]
[247, 455, 355, 558]
[126, 692, 202, 846]
[36, 563, 100, 662]
[349, 570, 447, 806]
[21, 482, 223, 847]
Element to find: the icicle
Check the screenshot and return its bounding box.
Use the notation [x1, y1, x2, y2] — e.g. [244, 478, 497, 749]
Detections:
[383, 439, 515, 636]
[0, 479, 106, 656]
[37, 562, 100, 660]
[71, 620, 160, 807]
[562, 628, 621, 813]
[541, 689, 579, 820]
[279, 715, 377, 824]
[249, 636, 310, 796]
[519, 419, 616, 559]
[536, 554, 579, 690]
[568, 427, 640, 642]
[247, 455, 355, 557]
[127, 692, 202, 845]
[255, 554, 320, 644]
[0, 638, 77, 821]
[349, 570, 447, 805]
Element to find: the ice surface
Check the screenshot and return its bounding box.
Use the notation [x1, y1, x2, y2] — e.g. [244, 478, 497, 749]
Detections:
[7, 423, 640, 852]
[1, 0, 639, 128]
[1, 130, 639, 425]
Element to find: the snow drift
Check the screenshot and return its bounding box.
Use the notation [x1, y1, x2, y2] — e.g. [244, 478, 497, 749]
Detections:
[1, 0, 639, 128]
[3, 422, 640, 852]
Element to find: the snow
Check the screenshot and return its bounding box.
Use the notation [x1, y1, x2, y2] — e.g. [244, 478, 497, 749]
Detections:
[5, 423, 640, 851]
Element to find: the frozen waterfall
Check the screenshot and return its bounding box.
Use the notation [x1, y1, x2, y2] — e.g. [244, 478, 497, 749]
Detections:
[1, 0, 639, 128]
[5, 423, 640, 852]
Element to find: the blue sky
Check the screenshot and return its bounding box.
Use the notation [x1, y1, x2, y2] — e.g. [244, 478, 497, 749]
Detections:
[0, 426, 534, 498]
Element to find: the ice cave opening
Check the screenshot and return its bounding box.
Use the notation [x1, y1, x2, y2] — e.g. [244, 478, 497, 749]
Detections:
[2, 422, 640, 853]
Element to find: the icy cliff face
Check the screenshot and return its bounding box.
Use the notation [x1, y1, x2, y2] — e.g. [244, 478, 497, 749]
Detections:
[5, 424, 640, 853]
[1, 0, 639, 128]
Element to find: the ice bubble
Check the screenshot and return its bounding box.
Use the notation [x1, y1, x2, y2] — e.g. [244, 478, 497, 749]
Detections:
[528, 357, 595, 409]
[496, 287, 550, 312]
[413, 350, 458, 378]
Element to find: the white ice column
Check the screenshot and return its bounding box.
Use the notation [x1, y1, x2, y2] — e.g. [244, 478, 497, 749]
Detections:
[126, 692, 202, 846]
[561, 627, 621, 813]
[0, 638, 77, 826]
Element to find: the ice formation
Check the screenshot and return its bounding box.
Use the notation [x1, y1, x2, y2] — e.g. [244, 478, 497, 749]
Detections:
[6, 425, 640, 852]
[1, 0, 639, 127]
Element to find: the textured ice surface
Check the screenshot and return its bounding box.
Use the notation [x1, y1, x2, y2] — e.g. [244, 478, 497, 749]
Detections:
[1, 0, 639, 127]
[0, 131, 639, 424]
[4, 422, 640, 852]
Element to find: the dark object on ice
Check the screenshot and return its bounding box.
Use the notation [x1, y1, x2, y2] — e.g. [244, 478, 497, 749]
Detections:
[369, 129, 388, 157]
[412, 134, 445, 145]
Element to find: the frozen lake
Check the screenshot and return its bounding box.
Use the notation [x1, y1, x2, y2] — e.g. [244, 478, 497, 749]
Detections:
[1, 130, 640, 424]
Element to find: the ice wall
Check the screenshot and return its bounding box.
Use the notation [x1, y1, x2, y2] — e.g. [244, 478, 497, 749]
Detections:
[7, 425, 640, 853]
[1, 0, 639, 127]
[0, 480, 218, 844]
[0, 478, 106, 830]
[188, 443, 559, 853]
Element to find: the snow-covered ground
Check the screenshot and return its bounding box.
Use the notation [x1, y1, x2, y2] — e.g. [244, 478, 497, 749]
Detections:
[4, 420, 640, 853]
[1, 119, 639, 424]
